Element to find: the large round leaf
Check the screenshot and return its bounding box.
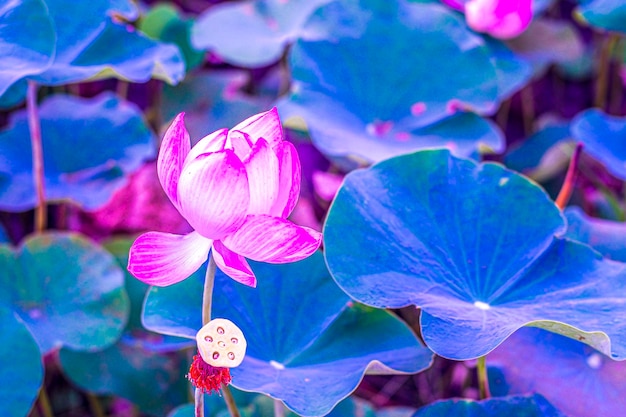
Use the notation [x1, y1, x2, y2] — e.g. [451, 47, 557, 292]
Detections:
[59, 340, 189, 416]
[192, 0, 332, 67]
[161, 71, 274, 143]
[104, 237, 193, 352]
[280, 104, 505, 165]
[0, 232, 129, 352]
[139, 3, 204, 72]
[488, 327, 626, 417]
[35, 21, 184, 85]
[143, 252, 433, 417]
[575, 0, 626, 33]
[504, 122, 572, 177]
[169, 395, 375, 417]
[564, 206, 626, 262]
[0, 92, 155, 211]
[280, 0, 506, 163]
[57, 237, 190, 415]
[570, 108, 626, 180]
[0, 223, 8, 243]
[167, 389, 259, 417]
[484, 37, 533, 101]
[324, 149, 626, 360]
[413, 394, 565, 417]
[0, 0, 55, 97]
[0, 306, 43, 417]
[30, 0, 184, 85]
[0, 79, 28, 109]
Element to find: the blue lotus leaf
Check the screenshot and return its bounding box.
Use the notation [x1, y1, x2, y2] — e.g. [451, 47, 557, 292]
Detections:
[297, 0, 372, 41]
[564, 206, 626, 262]
[280, 106, 505, 164]
[167, 405, 197, 417]
[0, 79, 28, 109]
[0, 224, 8, 243]
[22, 0, 184, 86]
[167, 394, 258, 417]
[34, 21, 184, 86]
[0, 232, 129, 353]
[105, 238, 193, 352]
[279, 0, 512, 163]
[376, 407, 417, 417]
[143, 252, 433, 417]
[59, 340, 188, 416]
[0, 92, 156, 211]
[192, 0, 332, 68]
[56, 238, 193, 415]
[2, 0, 183, 89]
[139, 4, 204, 72]
[504, 121, 571, 174]
[571, 108, 626, 180]
[413, 394, 565, 417]
[327, 397, 376, 417]
[0, 0, 54, 98]
[324, 149, 626, 360]
[484, 38, 533, 101]
[169, 395, 374, 417]
[488, 327, 626, 417]
[0, 306, 43, 417]
[167, 388, 259, 417]
[161, 70, 274, 143]
[575, 0, 626, 33]
[38, 0, 138, 60]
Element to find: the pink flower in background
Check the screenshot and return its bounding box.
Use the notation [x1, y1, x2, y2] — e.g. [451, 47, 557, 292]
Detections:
[440, 0, 532, 39]
[465, 0, 532, 39]
[72, 161, 192, 239]
[312, 171, 344, 202]
[128, 108, 322, 287]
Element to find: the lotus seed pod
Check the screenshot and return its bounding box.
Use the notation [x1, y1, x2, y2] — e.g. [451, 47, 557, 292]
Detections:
[196, 318, 247, 368]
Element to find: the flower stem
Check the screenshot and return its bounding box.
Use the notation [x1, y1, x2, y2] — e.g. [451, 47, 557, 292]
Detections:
[37, 386, 54, 417]
[116, 80, 129, 99]
[555, 143, 583, 210]
[476, 356, 491, 400]
[195, 254, 217, 417]
[520, 84, 535, 136]
[202, 253, 217, 326]
[610, 37, 624, 115]
[595, 34, 620, 110]
[222, 385, 242, 417]
[27, 81, 47, 233]
[195, 387, 204, 417]
[196, 253, 242, 417]
[495, 98, 511, 131]
[86, 393, 106, 417]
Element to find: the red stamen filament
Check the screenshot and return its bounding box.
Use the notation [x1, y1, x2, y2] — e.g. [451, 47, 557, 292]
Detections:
[187, 351, 232, 394]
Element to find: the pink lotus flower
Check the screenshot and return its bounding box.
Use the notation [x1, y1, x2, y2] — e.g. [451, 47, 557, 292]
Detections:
[441, 0, 532, 40]
[465, 0, 532, 39]
[127, 108, 322, 287]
